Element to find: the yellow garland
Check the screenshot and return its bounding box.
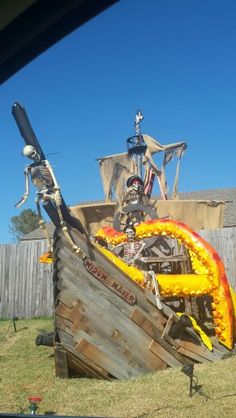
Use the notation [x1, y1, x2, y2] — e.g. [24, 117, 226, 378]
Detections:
[95, 220, 234, 349]
[177, 313, 213, 351]
[96, 222, 218, 283]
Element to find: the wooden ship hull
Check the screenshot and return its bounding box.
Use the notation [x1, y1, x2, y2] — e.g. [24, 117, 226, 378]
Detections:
[52, 224, 230, 379]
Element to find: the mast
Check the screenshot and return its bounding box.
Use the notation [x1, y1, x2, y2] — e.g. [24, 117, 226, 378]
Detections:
[98, 109, 187, 203]
[126, 109, 147, 179]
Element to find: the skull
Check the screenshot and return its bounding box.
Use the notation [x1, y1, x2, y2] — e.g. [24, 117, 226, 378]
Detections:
[132, 180, 140, 191]
[125, 227, 136, 240]
[23, 145, 40, 162]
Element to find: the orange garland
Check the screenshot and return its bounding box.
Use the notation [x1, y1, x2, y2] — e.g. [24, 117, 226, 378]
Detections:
[95, 219, 235, 349]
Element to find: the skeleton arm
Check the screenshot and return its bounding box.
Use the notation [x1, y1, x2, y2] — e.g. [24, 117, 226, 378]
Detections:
[44, 160, 60, 190]
[44, 160, 62, 206]
[112, 243, 124, 256]
[15, 165, 31, 208]
[132, 241, 145, 260]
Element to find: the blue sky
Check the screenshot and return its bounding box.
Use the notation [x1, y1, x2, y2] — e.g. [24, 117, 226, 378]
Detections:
[1, 0, 236, 243]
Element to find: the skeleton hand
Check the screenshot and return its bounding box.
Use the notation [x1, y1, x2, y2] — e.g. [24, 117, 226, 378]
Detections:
[15, 193, 29, 208]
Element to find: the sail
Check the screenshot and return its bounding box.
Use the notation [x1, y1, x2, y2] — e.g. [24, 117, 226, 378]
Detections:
[99, 152, 136, 204]
[142, 134, 187, 198]
[98, 135, 187, 203]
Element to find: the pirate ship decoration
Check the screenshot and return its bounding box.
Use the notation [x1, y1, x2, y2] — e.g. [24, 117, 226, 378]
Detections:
[13, 103, 236, 380]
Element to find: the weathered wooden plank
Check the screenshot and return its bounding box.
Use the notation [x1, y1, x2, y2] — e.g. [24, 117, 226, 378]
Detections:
[55, 315, 73, 336]
[140, 255, 188, 263]
[56, 301, 72, 319]
[75, 330, 141, 379]
[149, 340, 184, 367]
[130, 307, 190, 366]
[68, 303, 92, 335]
[178, 340, 224, 361]
[130, 307, 165, 334]
[161, 316, 179, 348]
[57, 328, 110, 378]
[71, 318, 86, 335]
[54, 345, 69, 378]
[76, 338, 122, 379]
[83, 257, 136, 305]
[177, 347, 210, 363]
[55, 301, 91, 335]
[56, 289, 74, 308]
[66, 349, 111, 379]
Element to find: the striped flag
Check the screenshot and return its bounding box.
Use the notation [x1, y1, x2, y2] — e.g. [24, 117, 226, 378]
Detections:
[143, 166, 155, 198]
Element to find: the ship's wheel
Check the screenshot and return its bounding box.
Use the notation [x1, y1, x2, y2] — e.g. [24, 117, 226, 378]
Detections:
[113, 202, 158, 231]
[113, 202, 159, 248]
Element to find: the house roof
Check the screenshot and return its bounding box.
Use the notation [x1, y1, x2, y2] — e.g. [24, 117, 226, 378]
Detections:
[21, 188, 236, 240]
[21, 221, 55, 241]
[178, 188, 236, 228]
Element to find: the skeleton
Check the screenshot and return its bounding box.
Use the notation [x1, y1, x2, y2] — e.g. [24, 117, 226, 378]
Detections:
[112, 225, 145, 265]
[122, 178, 144, 206]
[112, 225, 162, 309]
[121, 176, 150, 226]
[16, 145, 85, 259]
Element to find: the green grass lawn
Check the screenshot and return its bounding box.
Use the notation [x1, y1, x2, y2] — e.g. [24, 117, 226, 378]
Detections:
[0, 317, 236, 417]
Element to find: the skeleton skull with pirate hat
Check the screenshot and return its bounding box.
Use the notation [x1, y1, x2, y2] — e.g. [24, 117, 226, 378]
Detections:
[126, 175, 144, 192]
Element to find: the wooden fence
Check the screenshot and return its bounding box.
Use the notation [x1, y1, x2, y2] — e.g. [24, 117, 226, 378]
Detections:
[0, 227, 235, 319]
[200, 227, 236, 291]
[0, 240, 53, 319]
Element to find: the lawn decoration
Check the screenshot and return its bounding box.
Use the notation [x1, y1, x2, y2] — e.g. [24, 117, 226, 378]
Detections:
[13, 102, 85, 262]
[13, 105, 236, 380]
[28, 396, 42, 415]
